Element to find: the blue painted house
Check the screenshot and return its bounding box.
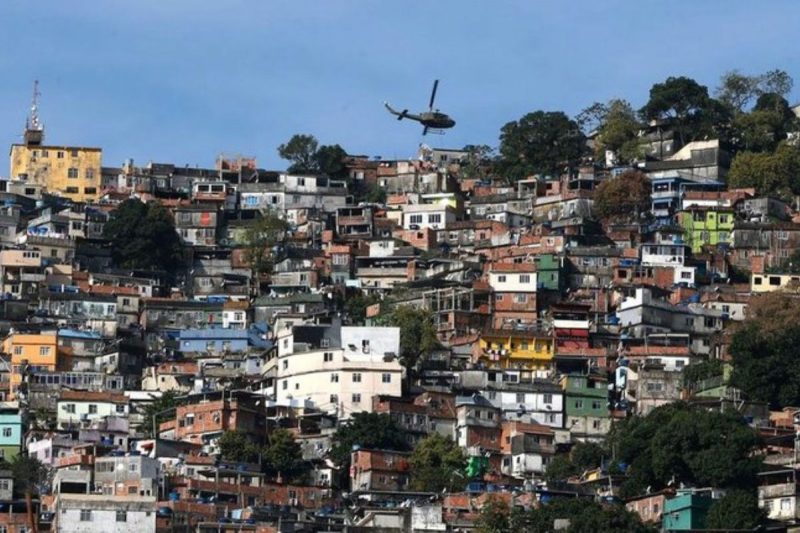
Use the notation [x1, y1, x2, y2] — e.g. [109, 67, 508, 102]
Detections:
[166, 324, 271, 356]
[0, 407, 22, 460]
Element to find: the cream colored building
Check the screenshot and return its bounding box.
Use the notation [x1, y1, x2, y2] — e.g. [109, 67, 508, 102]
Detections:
[10, 143, 102, 202]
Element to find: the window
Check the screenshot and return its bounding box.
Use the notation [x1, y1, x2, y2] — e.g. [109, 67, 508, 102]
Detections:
[282, 360, 288, 370]
[575, 400, 584, 409]
[39, 346, 50, 356]
[352, 373, 362, 383]
[646, 381, 664, 392]
[70, 149, 79, 157]
[382, 373, 391, 383]
[2, 428, 11, 438]
[718, 214, 729, 224]
[497, 275, 507, 283]
[330, 394, 338, 405]
[282, 380, 288, 390]
[362, 339, 370, 353]
[591, 401, 602, 410]
[12, 346, 22, 356]
[352, 393, 361, 404]
[779, 230, 790, 241]
[519, 274, 531, 283]
[330, 373, 338, 383]
[321, 338, 330, 348]
[428, 214, 442, 224]
[65, 404, 76, 414]
[80, 510, 92, 521]
[67, 168, 79, 179]
[57, 151, 64, 159]
[88, 404, 97, 414]
[681, 271, 692, 279]
[516, 393, 525, 403]
[84, 187, 97, 195]
[116, 404, 125, 414]
[408, 214, 423, 225]
[65, 187, 79, 194]
[514, 294, 527, 304]
[85, 168, 95, 180]
[323, 352, 333, 362]
[754, 276, 763, 285]
[543, 393, 553, 404]
[115, 510, 127, 523]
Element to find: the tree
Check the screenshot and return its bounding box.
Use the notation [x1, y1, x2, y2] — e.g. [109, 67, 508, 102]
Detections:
[409, 433, 465, 492]
[314, 144, 349, 180]
[544, 442, 605, 484]
[544, 454, 578, 484]
[263, 428, 308, 483]
[365, 183, 387, 204]
[729, 93, 798, 153]
[140, 390, 180, 438]
[277, 134, 349, 178]
[594, 99, 643, 163]
[103, 199, 185, 276]
[498, 110, 586, 180]
[343, 289, 380, 325]
[11, 454, 48, 533]
[218, 430, 261, 463]
[608, 402, 761, 498]
[729, 294, 800, 408]
[706, 489, 766, 530]
[682, 359, 724, 387]
[460, 144, 496, 181]
[380, 305, 441, 373]
[592, 170, 651, 221]
[782, 248, 800, 273]
[330, 412, 408, 469]
[477, 497, 655, 533]
[641, 76, 728, 146]
[240, 210, 289, 282]
[727, 141, 800, 196]
[278, 134, 319, 174]
[716, 69, 794, 112]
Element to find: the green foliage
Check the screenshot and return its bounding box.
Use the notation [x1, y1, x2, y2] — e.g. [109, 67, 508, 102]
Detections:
[592, 170, 651, 221]
[330, 412, 409, 468]
[365, 183, 387, 204]
[102, 199, 185, 276]
[459, 144, 495, 180]
[641, 76, 729, 146]
[140, 390, 181, 438]
[716, 69, 793, 112]
[218, 430, 261, 463]
[544, 442, 606, 484]
[609, 403, 761, 498]
[409, 433, 465, 492]
[593, 99, 643, 163]
[10, 454, 48, 498]
[729, 294, 800, 408]
[727, 141, 800, 196]
[729, 93, 797, 153]
[277, 134, 349, 178]
[241, 211, 289, 276]
[343, 289, 381, 325]
[782, 248, 800, 273]
[478, 497, 654, 533]
[380, 305, 441, 371]
[263, 428, 308, 483]
[682, 359, 724, 387]
[278, 134, 319, 174]
[706, 489, 766, 530]
[498, 110, 586, 180]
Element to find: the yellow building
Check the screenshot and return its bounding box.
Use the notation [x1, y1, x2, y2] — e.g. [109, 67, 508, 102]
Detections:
[10, 144, 102, 202]
[478, 329, 554, 370]
[3, 333, 58, 399]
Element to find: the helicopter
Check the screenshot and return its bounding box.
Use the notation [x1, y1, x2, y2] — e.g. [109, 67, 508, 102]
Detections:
[384, 79, 456, 135]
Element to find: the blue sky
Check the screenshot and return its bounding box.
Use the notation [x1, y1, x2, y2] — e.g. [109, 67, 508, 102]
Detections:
[1, 1, 798, 170]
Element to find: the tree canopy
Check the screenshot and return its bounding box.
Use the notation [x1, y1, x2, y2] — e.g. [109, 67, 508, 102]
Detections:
[476, 497, 654, 533]
[329, 412, 409, 468]
[727, 141, 800, 197]
[409, 433, 465, 492]
[379, 305, 441, 372]
[218, 430, 262, 463]
[140, 390, 181, 438]
[263, 428, 308, 483]
[706, 489, 766, 530]
[729, 293, 800, 408]
[608, 402, 761, 498]
[498, 110, 586, 180]
[716, 69, 793, 112]
[592, 170, 651, 222]
[545, 441, 606, 484]
[240, 210, 289, 278]
[277, 133, 349, 179]
[102, 199, 185, 276]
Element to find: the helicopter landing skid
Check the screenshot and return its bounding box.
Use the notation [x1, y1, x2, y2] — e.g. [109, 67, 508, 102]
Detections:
[424, 128, 446, 135]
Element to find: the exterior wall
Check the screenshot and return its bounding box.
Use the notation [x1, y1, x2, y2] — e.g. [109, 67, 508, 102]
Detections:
[751, 273, 800, 293]
[5, 333, 57, 398]
[478, 333, 553, 370]
[679, 209, 734, 253]
[402, 205, 456, 230]
[55, 494, 156, 533]
[57, 399, 129, 430]
[10, 144, 102, 202]
[0, 413, 22, 460]
[276, 348, 402, 417]
[488, 271, 537, 293]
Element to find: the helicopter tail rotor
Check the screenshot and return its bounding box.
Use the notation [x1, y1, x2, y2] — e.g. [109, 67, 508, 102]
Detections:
[398, 110, 408, 121]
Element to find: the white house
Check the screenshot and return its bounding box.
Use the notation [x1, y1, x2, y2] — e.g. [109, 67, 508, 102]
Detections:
[57, 391, 129, 431]
[402, 204, 456, 231]
[275, 325, 403, 418]
[54, 494, 156, 533]
[488, 267, 538, 293]
[481, 385, 564, 428]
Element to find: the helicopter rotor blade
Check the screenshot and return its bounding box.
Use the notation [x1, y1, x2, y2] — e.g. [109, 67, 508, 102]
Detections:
[423, 125, 429, 136]
[428, 80, 439, 110]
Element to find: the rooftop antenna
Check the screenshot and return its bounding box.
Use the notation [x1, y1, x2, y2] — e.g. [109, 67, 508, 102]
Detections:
[24, 80, 44, 146]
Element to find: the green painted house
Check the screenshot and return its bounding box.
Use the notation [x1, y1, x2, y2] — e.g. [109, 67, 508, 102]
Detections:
[678, 207, 734, 253]
[662, 489, 715, 531]
[561, 373, 610, 439]
[533, 254, 563, 291]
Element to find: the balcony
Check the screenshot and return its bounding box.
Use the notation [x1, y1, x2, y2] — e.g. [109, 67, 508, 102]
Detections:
[759, 482, 800, 499]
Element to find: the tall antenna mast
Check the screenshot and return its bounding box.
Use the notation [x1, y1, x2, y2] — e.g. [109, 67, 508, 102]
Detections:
[23, 80, 44, 146]
[27, 80, 42, 131]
